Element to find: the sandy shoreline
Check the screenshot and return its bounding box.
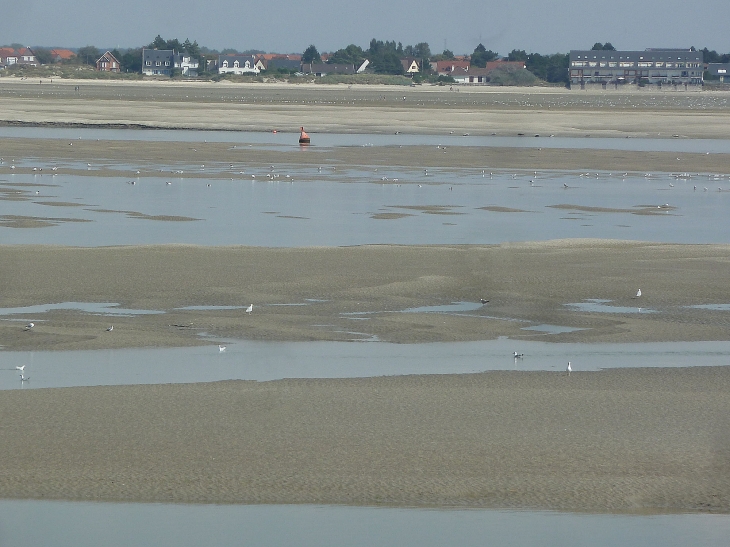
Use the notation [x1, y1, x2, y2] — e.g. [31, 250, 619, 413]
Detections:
[1, 366, 728, 512]
[1, 241, 730, 350]
[1, 79, 729, 138]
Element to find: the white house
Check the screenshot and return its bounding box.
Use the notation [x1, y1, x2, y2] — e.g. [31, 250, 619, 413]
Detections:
[218, 55, 259, 75]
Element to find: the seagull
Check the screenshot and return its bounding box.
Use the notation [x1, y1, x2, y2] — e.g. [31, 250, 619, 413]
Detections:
[634, 289, 641, 298]
[480, 298, 489, 304]
[24, 322, 34, 330]
[566, 362, 572, 376]
[246, 304, 253, 315]
[19, 373, 30, 382]
[106, 325, 113, 332]
[15, 365, 25, 372]
[513, 352, 524, 359]
[218, 345, 226, 352]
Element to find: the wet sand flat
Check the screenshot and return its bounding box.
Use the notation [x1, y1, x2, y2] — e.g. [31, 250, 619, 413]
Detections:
[0, 80, 729, 139]
[1, 241, 730, 350]
[2, 135, 729, 174]
[0, 366, 728, 512]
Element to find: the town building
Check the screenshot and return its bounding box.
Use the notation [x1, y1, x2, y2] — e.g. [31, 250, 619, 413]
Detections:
[0, 47, 37, 69]
[706, 63, 730, 83]
[96, 51, 121, 72]
[265, 57, 302, 72]
[301, 63, 355, 76]
[431, 60, 470, 75]
[142, 49, 199, 77]
[50, 48, 76, 63]
[218, 55, 259, 75]
[400, 58, 420, 75]
[569, 49, 703, 87]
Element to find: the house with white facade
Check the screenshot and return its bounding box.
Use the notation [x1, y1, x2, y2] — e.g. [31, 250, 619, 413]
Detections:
[0, 47, 37, 69]
[142, 49, 199, 77]
[218, 55, 259, 75]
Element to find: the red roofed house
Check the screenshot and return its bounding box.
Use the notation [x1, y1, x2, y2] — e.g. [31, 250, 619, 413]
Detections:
[0, 47, 37, 68]
[430, 60, 470, 75]
[50, 48, 76, 63]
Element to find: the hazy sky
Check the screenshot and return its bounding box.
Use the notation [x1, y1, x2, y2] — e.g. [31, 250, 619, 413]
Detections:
[3, 0, 728, 55]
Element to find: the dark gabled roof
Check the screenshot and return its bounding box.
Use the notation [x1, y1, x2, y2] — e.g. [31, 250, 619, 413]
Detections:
[96, 51, 120, 65]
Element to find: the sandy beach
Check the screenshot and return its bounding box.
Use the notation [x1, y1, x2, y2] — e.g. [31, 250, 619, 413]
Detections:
[1, 79, 729, 139]
[1, 80, 729, 514]
[0, 367, 728, 512]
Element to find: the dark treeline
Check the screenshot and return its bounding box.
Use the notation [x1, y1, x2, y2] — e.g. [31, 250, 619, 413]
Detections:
[22, 37, 730, 85]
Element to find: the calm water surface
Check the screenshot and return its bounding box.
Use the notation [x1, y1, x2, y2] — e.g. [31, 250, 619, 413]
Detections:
[2, 167, 729, 246]
[2, 126, 730, 152]
[3, 339, 730, 391]
[0, 500, 728, 547]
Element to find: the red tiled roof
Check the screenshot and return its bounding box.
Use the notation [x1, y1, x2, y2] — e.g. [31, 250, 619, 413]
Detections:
[50, 48, 75, 60]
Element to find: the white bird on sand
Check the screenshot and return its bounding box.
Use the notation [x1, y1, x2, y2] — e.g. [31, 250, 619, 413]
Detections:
[634, 289, 641, 298]
[15, 365, 25, 372]
[24, 322, 34, 330]
[567, 362, 572, 375]
[219, 345, 226, 352]
[246, 304, 253, 315]
[106, 325, 113, 332]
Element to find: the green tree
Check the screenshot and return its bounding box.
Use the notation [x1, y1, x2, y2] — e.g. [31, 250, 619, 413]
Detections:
[121, 49, 142, 73]
[33, 47, 54, 65]
[602, 42, 616, 51]
[302, 44, 321, 64]
[77, 45, 100, 65]
[328, 44, 365, 65]
[150, 35, 166, 49]
[470, 43, 499, 67]
[367, 39, 403, 74]
[507, 49, 528, 62]
[412, 42, 431, 59]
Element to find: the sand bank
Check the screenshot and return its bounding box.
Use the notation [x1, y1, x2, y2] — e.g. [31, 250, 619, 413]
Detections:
[1, 80, 729, 138]
[1, 241, 729, 350]
[1, 136, 729, 175]
[0, 366, 728, 512]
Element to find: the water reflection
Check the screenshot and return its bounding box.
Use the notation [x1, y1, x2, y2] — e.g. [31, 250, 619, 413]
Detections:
[0, 500, 727, 547]
[2, 339, 730, 391]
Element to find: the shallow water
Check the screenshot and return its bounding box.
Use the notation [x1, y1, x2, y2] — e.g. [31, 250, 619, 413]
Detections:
[2, 126, 730, 153]
[2, 166, 729, 246]
[3, 338, 730, 391]
[0, 500, 727, 547]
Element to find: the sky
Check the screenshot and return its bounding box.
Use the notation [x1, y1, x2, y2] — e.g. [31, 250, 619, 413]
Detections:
[2, 0, 728, 55]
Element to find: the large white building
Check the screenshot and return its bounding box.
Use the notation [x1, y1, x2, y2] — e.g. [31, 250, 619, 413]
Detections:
[569, 49, 703, 87]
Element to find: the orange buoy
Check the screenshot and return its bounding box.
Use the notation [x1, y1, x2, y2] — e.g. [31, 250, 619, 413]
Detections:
[299, 126, 310, 144]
